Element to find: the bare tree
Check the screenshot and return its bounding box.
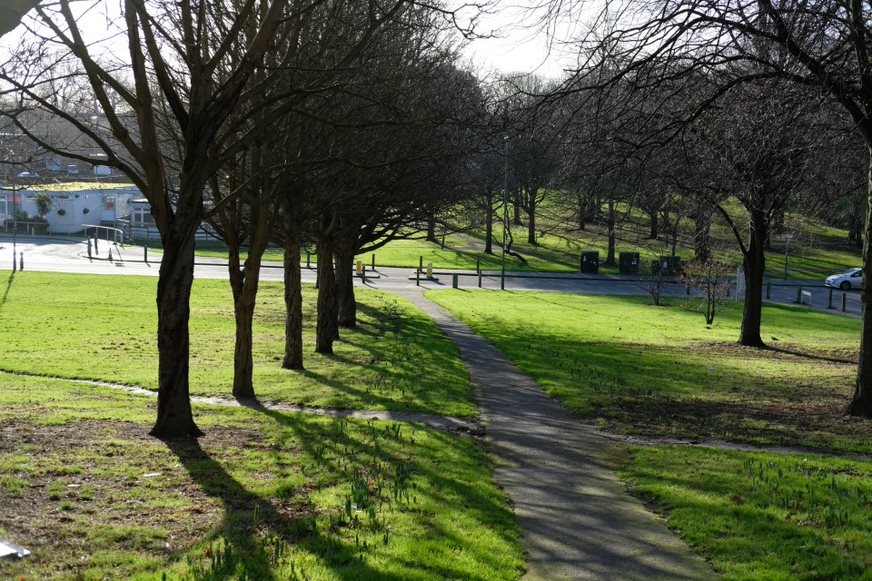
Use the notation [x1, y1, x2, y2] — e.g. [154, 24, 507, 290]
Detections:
[1, 0, 292, 437]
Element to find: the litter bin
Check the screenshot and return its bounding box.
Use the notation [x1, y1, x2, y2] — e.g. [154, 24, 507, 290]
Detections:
[658, 255, 683, 276]
[580, 251, 599, 274]
[619, 252, 640, 274]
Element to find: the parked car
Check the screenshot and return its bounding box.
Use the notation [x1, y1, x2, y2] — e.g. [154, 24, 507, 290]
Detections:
[825, 267, 864, 290]
[16, 171, 39, 178]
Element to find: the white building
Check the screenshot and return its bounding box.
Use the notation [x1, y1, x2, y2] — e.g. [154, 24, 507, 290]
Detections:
[1, 184, 140, 235]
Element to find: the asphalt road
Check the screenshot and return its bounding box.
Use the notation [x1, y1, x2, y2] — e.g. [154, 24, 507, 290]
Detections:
[0, 235, 862, 318]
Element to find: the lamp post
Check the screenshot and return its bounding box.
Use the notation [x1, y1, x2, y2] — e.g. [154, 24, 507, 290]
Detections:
[501, 135, 509, 290]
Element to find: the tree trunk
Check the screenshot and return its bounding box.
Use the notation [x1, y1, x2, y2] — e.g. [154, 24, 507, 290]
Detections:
[150, 229, 202, 438]
[694, 206, 711, 263]
[426, 214, 437, 242]
[849, 150, 872, 417]
[513, 192, 521, 225]
[577, 190, 586, 231]
[648, 208, 658, 239]
[283, 236, 303, 370]
[484, 187, 494, 255]
[605, 199, 616, 266]
[315, 240, 339, 354]
[527, 195, 536, 245]
[739, 209, 767, 348]
[336, 240, 357, 328]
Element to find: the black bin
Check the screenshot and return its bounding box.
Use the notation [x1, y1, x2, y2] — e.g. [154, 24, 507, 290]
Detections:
[619, 252, 640, 274]
[580, 251, 599, 274]
[658, 255, 683, 276]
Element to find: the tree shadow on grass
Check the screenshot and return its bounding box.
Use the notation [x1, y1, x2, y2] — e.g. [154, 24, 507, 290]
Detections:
[161, 435, 403, 580]
[236, 399, 520, 579]
[0, 271, 14, 312]
[767, 345, 856, 365]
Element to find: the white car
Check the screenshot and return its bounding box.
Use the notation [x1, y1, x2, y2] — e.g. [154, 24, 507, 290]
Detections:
[825, 268, 864, 290]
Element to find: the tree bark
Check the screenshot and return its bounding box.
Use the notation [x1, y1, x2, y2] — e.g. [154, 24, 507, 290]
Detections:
[577, 190, 586, 231]
[426, 214, 437, 242]
[605, 198, 616, 266]
[739, 209, 767, 348]
[283, 236, 303, 370]
[849, 150, 872, 417]
[484, 187, 494, 254]
[513, 193, 521, 225]
[527, 193, 536, 245]
[694, 206, 712, 263]
[336, 240, 357, 328]
[648, 208, 658, 239]
[315, 240, 339, 354]
[150, 228, 202, 438]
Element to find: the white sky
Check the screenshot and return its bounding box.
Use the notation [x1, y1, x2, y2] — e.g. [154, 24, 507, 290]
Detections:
[456, 4, 580, 79]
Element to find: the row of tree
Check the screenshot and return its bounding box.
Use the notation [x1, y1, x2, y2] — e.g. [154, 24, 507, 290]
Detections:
[3, 0, 872, 436]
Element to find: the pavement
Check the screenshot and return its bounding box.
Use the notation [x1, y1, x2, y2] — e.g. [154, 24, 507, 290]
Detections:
[0, 235, 861, 317]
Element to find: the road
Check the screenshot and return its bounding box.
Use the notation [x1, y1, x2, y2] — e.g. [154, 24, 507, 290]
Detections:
[0, 235, 862, 317]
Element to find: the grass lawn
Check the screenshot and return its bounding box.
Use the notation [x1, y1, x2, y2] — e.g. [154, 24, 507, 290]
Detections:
[0, 374, 523, 579]
[428, 289, 872, 577]
[0, 271, 474, 417]
[620, 446, 872, 580]
[426, 289, 871, 453]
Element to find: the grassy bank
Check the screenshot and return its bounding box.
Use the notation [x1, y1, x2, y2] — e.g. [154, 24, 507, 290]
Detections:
[0, 374, 523, 579]
[620, 445, 872, 579]
[427, 290, 869, 453]
[0, 270, 474, 417]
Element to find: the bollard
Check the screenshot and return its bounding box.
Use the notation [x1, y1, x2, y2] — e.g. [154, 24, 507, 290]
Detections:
[19, 252, 23, 271]
[108, 248, 113, 262]
[426, 262, 433, 278]
[686, 284, 690, 296]
[12, 251, 16, 272]
[842, 293, 848, 312]
[371, 253, 375, 269]
[93, 234, 98, 254]
[766, 281, 771, 300]
[796, 286, 802, 304]
[476, 257, 481, 274]
[452, 274, 458, 289]
[362, 264, 366, 279]
[419, 256, 423, 276]
[144, 246, 148, 263]
[828, 287, 834, 309]
[306, 251, 311, 269]
[478, 269, 482, 288]
[416, 266, 420, 286]
[87, 238, 92, 258]
[500, 266, 505, 290]
[356, 260, 362, 275]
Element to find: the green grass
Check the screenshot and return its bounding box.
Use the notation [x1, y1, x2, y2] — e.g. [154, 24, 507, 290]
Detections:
[620, 445, 872, 579]
[0, 374, 523, 579]
[0, 270, 474, 417]
[427, 289, 872, 453]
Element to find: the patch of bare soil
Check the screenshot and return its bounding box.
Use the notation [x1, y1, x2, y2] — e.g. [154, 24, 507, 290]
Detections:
[691, 341, 858, 365]
[597, 394, 872, 453]
[0, 420, 314, 579]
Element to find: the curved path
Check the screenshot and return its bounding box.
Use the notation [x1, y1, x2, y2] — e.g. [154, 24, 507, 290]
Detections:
[394, 289, 714, 580]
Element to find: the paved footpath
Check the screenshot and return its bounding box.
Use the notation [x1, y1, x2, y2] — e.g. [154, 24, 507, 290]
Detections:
[395, 289, 715, 580]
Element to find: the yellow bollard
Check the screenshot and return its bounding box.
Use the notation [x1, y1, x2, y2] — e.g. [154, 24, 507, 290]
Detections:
[356, 260, 363, 274]
[426, 262, 433, 278]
